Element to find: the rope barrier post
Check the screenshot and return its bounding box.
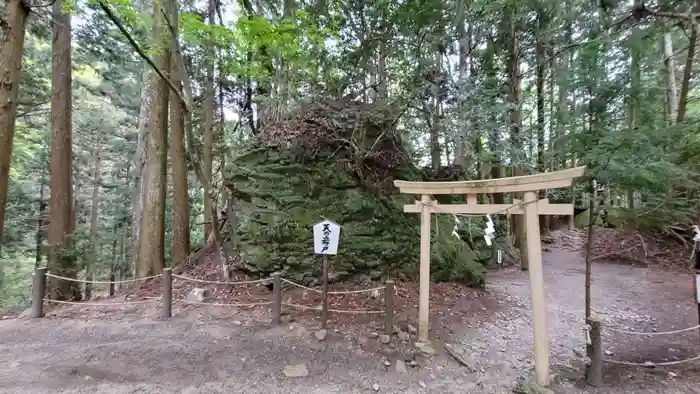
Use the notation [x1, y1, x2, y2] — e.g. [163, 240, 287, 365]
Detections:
[31, 267, 47, 318]
[322, 256, 329, 329]
[162, 268, 172, 318]
[109, 272, 116, 297]
[585, 317, 603, 386]
[694, 269, 700, 339]
[384, 280, 394, 335]
[272, 273, 282, 325]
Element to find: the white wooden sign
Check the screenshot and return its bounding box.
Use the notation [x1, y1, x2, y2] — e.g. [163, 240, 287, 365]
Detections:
[313, 219, 340, 255]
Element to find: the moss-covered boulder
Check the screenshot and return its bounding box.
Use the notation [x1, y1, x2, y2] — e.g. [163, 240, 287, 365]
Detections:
[225, 99, 486, 286]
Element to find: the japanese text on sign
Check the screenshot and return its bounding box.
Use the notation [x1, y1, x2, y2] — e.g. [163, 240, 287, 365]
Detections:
[313, 220, 340, 255]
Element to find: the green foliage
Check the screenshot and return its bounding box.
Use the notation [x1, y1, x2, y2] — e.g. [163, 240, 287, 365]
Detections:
[5, 0, 700, 307]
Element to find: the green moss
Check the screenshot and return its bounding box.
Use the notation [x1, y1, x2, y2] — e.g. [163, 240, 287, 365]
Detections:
[227, 134, 486, 286]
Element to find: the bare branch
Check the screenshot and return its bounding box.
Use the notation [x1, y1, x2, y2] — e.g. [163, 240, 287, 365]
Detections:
[26, 0, 57, 8]
[96, 0, 189, 112]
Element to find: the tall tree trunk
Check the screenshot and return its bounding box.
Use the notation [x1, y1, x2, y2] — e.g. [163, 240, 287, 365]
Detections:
[278, 0, 296, 108]
[560, 18, 574, 229]
[35, 143, 48, 268]
[118, 221, 126, 289]
[109, 226, 118, 296]
[663, 33, 679, 121]
[0, 0, 29, 253]
[429, 51, 442, 170]
[48, 0, 81, 300]
[172, 32, 232, 280]
[454, 6, 468, 167]
[429, 110, 441, 169]
[377, 43, 387, 100]
[170, 1, 190, 269]
[506, 10, 528, 270]
[547, 45, 556, 169]
[240, 0, 272, 130]
[368, 52, 378, 103]
[555, 54, 569, 170]
[469, 26, 483, 181]
[627, 20, 641, 209]
[484, 34, 503, 203]
[136, 0, 171, 277]
[202, 0, 215, 241]
[85, 138, 102, 299]
[130, 0, 155, 275]
[71, 166, 80, 232]
[677, 1, 698, 123]
[535, 9, 548, 235]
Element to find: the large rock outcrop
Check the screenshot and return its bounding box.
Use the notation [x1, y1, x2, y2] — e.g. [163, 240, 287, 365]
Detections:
[225, 99, 486, 286]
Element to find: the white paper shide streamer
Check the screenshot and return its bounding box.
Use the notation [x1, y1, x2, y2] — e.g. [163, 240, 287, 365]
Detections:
[484, 215, 495, 246]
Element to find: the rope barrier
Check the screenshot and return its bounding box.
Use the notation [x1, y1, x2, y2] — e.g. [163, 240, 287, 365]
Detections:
[604, 354, 700, 367]
[35, 269, 390, 321]
[430, 198, 539, 218]
[45, 272, 162, 285]
[176, 299, 272, 307]
[281, 278, 384, 295]
[43, 297, 161, 307]
[605, 324, 700, 336]
[171, 273, 268, 285]
[283, 302, 384, 314]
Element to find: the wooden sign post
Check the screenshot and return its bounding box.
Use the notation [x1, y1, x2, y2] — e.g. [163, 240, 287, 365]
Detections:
[695, 273, 700, 338]
[394, 166, 585, 387]
[313, 219, 341, 329]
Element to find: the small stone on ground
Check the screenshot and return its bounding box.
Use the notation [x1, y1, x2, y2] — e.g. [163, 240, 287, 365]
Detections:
[396, 360, 407, 373]
[283, 364, 309, 378]
[379, 334, 391, 344]
[314, 329, 327, 341]
[415, 341, 437, 356]
[514, 377, 554, 394]
[186, 288, 208, 303]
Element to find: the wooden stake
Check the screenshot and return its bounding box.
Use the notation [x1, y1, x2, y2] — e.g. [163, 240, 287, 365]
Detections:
[109, 272, 115, 297]
[585, 316, 603, 386]
[384, 280, 394, 335]
[322, 255, 329, 329]
[162, 268, 172, 318]
[31, 267, 47, 318]
[523, 191, 549, 386]
[693, 269, 700, 338]
[272, 273, 282, 325]
[419, 194, 432, 342]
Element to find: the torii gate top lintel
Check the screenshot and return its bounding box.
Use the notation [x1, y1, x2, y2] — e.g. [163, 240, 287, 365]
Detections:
[393, 166, 586, 195]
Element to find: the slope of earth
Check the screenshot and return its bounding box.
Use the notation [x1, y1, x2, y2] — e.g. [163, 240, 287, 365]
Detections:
[2, 230, 699, 393]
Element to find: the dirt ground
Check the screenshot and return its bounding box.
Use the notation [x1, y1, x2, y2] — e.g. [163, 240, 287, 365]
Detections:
[1, 230, 700, 393]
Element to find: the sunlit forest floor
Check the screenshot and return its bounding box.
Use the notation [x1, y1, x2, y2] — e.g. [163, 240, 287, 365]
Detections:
[0, 230, 698, 393]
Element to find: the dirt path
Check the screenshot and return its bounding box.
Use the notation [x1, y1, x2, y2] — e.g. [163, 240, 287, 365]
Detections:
[456, 245, 700, 394]
[1, 231, 699, 393]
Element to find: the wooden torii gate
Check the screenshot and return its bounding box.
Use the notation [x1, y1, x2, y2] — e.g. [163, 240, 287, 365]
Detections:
[394, 166, 586, 386]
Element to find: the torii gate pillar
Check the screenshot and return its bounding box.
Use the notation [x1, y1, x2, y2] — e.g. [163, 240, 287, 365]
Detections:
[394, 166, 585, 387]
